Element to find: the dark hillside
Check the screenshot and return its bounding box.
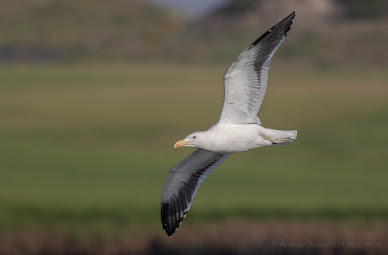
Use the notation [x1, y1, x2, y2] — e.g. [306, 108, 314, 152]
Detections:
[1, 0, 387, 69]
[0, 0, 182, 62]
[175, 0, 388, 69]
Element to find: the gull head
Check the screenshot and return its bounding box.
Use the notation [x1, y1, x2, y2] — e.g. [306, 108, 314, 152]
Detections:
[174, 132, 204, 149]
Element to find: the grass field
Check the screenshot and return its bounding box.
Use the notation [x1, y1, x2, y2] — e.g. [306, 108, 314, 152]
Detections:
[0, 63, 387, 234]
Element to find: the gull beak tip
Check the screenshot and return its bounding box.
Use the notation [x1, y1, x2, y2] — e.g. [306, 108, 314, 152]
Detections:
[174, 140, 187, 149]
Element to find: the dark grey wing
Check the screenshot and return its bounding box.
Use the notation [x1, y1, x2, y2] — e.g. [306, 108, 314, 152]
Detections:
[219, 11, 296, 125]
[161, 149, 231, 236]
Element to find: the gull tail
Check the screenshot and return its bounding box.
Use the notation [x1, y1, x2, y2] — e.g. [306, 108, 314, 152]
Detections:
[260, 129, 297, 145]
[277, 130, 297, 145]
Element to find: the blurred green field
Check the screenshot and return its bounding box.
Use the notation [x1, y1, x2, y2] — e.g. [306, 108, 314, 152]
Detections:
[0, 64, 387, 233]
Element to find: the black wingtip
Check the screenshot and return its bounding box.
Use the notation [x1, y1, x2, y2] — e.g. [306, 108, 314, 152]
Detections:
[166, 229, 174, 237]
[280, 10, 296, 25]
[290, 11, 296, 23]
[288, 10, 296, 17]
[161, 203, 175, 236]
[251, 11, 296, 47]
[161, 200, 184, 237]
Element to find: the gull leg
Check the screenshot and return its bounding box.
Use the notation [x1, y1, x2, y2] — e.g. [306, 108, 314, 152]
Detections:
[260, 135, 291, 144]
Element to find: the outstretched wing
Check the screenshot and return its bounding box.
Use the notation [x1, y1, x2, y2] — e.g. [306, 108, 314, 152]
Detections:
[161, 149, 231, 236]
[219, 11, 296, 125]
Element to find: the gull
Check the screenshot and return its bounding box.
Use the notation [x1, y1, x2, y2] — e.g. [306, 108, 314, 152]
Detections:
[161, 11, 297, 236]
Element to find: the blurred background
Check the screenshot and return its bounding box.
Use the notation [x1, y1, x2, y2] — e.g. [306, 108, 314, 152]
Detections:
[0, 0, 387, 254]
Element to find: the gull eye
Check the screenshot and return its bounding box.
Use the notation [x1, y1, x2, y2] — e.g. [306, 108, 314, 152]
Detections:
[193, 136, 196, 139]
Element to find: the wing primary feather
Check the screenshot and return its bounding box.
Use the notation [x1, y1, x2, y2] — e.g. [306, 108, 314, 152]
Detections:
[161, 202, 167, 229]
[181, 186, 192, 204]
[171, 200, 178, 232]
[161, 149, 230, 236]
[177, 196, 184, 221]
[252, 11, 295, 46]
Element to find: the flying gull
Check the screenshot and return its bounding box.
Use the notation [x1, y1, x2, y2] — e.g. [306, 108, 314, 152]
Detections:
[161, 11, 297, 236]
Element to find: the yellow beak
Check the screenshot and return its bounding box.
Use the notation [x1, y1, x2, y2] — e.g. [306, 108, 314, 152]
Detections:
[174, 140, 188, 148]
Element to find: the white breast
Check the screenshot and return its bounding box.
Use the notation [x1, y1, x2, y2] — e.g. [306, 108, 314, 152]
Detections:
[203, 123, 261, 153]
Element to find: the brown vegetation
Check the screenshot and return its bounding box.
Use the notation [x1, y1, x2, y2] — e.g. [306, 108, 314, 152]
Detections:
[0, 221, 386, 255]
